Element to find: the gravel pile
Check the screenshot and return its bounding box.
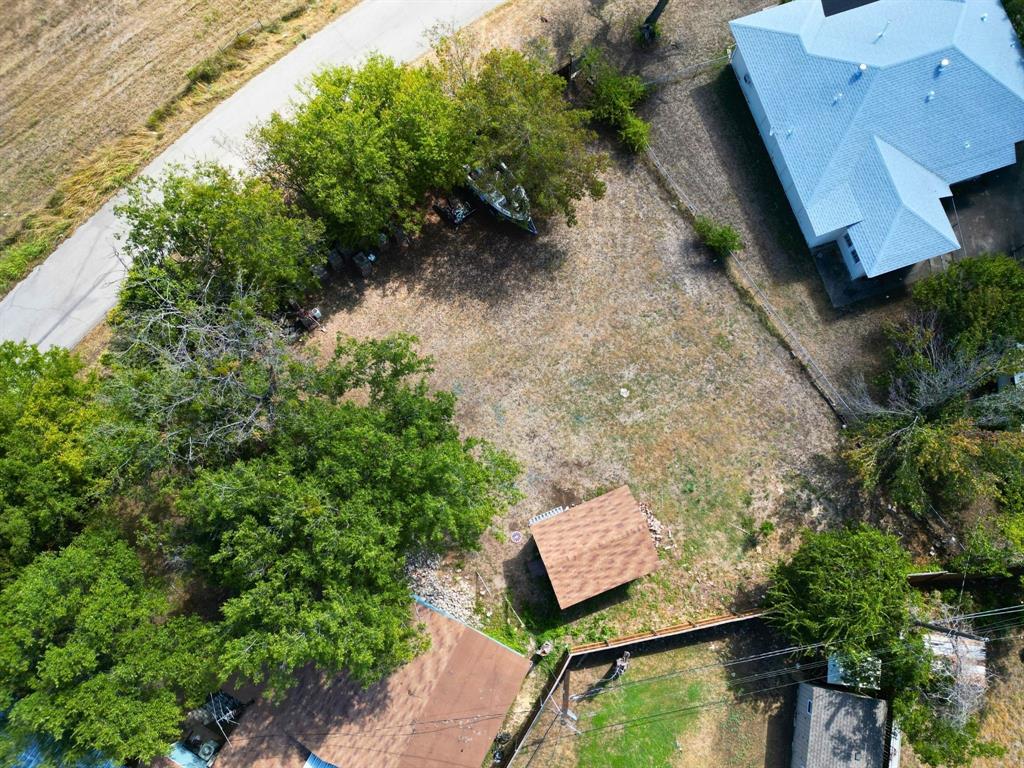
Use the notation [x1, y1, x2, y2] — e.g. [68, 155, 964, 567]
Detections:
[406, 552, 479, 626]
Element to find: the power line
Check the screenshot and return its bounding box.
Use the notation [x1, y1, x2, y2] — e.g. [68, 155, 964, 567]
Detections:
[223, 605, 1024, 749]
[520, 623, 1024, 756]
[517, 611, 1024, 758]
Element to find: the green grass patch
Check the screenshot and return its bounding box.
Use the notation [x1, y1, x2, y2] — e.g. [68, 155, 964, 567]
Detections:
[0, 237, 51, 287]
[577, 676, 704, 767]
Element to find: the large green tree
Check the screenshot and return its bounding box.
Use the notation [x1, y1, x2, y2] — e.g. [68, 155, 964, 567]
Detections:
[0, 531, 219, 765]
[767, 527, 1001, 767]
[454, 48, 608, 225]
[177, 335, 521, 696]
[255, 55, 466, 246]
[99, 296, 293, 475]
[0, 342, 101, 584]
[116, 162, 325, 314]
[766, 525, 915, 660]
[911, 252, 1024, 356]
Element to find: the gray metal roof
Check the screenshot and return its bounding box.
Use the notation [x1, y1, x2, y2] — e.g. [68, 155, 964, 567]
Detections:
[791, 683, 887, 768]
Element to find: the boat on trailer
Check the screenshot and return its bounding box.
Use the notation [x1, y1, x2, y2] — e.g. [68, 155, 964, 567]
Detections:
[466, 163, 538, 235]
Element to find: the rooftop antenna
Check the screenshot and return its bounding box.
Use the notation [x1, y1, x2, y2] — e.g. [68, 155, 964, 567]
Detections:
[874, 20, 891, 43]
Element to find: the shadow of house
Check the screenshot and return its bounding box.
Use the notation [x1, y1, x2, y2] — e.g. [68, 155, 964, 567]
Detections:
[945, 142, 1024, 260]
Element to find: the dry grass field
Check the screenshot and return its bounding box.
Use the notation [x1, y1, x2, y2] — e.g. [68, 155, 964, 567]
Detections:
[299, 0, 913, 649]
[307, 154, 844, 642]
[0, 0, 356, 288]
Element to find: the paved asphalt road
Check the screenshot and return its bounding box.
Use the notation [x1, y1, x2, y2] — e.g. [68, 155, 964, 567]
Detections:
[0, 0, 505, 350]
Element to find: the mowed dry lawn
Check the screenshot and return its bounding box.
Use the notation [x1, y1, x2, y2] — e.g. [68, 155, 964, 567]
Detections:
[0, 0, 342, 239]
[308, 157, 841, 638]
[301, 0, 850, 640]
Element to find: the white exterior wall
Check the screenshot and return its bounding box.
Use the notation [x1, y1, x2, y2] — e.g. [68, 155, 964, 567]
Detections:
[838, 230, 868, 279]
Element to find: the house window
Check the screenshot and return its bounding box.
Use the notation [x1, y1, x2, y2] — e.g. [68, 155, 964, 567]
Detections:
[807, 700, 813, 714]
[843, 233, 853, 248]
[850, 248, 860, 264]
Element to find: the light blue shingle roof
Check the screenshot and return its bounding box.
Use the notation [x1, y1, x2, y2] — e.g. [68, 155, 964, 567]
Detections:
[731, 0, 1024, 277]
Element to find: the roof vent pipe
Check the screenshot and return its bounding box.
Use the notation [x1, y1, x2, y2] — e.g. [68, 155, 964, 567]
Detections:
[857, 63, 868, 77]
[939, 58, 951, 69]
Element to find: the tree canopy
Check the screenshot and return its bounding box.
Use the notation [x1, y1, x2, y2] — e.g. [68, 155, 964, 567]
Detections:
[842, 257, 1024, 583]
[255, 55, 466, 246]
[767, 526, 1002, 766]
[455, 48, 608, 225]
[0, 342, 102, 585]
[116, 162, 325, 314]
[177, 335, 521, 696]
[100, 296, 294, 475]
[0, 531, 218, 765]
[911, 252, 1024, 356]
[766, 524, 915, 660]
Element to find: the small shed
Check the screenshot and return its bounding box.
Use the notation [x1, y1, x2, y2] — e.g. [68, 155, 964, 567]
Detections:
[529, 485, 660, 610]
[791, 683, 887, 768]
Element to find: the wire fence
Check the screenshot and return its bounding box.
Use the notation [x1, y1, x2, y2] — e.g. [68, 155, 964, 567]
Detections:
[503, 609, 763, 766]
[644, 145, 855, 422]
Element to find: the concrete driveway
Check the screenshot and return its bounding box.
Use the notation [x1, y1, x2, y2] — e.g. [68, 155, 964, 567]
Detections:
[0, 0, 504, 350]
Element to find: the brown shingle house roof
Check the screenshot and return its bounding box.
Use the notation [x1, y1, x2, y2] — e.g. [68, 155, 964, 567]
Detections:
[529, 485, 660, 610]
[216, 602, 530, 768]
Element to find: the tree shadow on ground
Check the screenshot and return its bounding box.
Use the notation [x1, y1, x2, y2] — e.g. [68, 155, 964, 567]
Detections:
[313, 209, 571, 328]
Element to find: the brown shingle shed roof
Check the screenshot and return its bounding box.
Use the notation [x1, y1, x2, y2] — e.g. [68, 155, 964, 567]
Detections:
[216, 602, 530, 768]
[529, 485, 660, 610]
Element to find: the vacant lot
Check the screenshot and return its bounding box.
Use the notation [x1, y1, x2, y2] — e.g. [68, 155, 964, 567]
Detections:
[511, 620, 796, 768]
[0, 0, 353, 242]
[309, 151, 842, 641]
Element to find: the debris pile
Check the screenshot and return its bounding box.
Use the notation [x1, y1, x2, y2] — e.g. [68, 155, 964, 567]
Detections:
[406, 552, 478, 626]
[640, 501, 674, 548]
